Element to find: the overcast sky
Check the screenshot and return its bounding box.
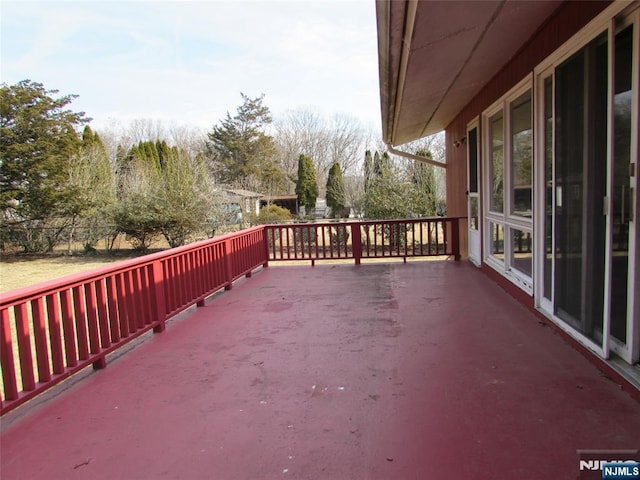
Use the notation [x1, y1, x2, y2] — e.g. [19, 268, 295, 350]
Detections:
[1, 0, 381, 133]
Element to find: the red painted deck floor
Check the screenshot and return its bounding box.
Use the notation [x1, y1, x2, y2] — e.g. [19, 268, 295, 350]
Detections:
[1, 261, 639, 479]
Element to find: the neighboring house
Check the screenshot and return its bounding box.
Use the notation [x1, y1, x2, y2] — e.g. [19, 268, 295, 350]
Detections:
[260, 195, 329, 218]
[224, 189, 263, 218]
[215, 188, 263, 223]
[377, 2, 639, 372]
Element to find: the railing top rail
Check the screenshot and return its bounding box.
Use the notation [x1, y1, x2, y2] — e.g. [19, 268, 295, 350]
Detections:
[356, 216, 462, 226]
[0, 225, 266, 306]
[264, 216, 462, 228]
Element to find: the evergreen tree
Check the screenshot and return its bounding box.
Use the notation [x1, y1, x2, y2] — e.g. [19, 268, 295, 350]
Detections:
[326, 162, 346, 218]
[67, 126, 116, 251]
[363, 150, 413, 220]
[156, 140, 172, 169]
[207, 93, 284, 192]
[373, 151, 392, 177]
[363, 150, 374, 193]
[0, 80, 88, 252]
[295, 154, 318, 212]
[115, 140, 215, 249]
[408, 150, 438, 217]
[155, 150, 212, 248]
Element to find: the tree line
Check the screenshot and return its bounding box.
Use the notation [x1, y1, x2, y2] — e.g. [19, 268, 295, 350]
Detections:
[1, 80, 445, 254]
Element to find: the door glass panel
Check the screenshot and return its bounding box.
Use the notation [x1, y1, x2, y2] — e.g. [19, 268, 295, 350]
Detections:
[489, 111, 504, 213]
[610, 25, 633, 343]
[468, 127, 479, 231]
[511, 91, 533, 218]
[554, 32, 607, 341]
[468, 128, 478, 194]
[543, 76, 553, 301]
[470, 197, 479, 230]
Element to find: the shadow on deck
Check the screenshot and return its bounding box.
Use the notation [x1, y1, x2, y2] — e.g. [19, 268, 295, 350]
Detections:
[1, 261, 639, 479]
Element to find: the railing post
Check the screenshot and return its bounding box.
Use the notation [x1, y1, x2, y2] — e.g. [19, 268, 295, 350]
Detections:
[151, 260, 167, 333]
[262, 226, 270, 268]
[224, 238, 234, 290]
[351, 222, 362, 265]
[451, 218, 461, 261]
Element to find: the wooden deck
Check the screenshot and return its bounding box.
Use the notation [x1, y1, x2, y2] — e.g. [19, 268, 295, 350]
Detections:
[1, 261, 638, 479]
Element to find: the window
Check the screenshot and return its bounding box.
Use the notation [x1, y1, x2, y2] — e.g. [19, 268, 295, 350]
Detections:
[483, 80, 534, 290]
[489, 222, 504, 261]
[509, 228, 532, 277]
[510, 91, 532, 218]
[489, 111, 504, 213]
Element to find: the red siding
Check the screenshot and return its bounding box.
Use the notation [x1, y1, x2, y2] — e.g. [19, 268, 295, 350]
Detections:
[445, 1, 611, 247]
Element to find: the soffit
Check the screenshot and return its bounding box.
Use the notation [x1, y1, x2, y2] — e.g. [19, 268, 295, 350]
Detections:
[377, 0, 562, 146]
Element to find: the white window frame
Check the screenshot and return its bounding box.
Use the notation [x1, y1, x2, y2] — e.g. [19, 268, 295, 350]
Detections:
[482, 76, 534, 292]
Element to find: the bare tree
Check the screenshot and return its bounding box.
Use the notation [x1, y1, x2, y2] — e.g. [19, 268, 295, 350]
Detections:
[274, 109, 366, 197]
[325, 113, 364, 176]
[274, 107, 328, 186]
[168, 123, 207, 159]
[129, 118, 167, 144]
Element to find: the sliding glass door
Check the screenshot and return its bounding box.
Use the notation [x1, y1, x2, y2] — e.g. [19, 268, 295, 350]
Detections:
[554, 32, 608, 344]
[536, 11, 638, 364]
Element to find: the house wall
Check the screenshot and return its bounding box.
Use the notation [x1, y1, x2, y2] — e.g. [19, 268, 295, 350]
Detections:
[445, 0, 611, 260]
[438, 0, 640, 385]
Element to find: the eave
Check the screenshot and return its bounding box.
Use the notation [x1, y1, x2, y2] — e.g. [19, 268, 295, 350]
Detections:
[377, 0, 563, 146]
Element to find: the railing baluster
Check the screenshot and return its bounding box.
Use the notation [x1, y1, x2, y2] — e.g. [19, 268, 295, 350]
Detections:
[73, 286, 90, 360]
[95, 279, 111, 349]
[60, 290, 78, 368]
[105, 273, 124, 343]
[45, 293, 64, 374]
[31, 297, 50, 383]
[1, 308, 19, 401]
[124, 271, 137, 333]
[142, 265, 154, 323]
[84, 283, 100, 355]
[133, 268, 145, 324]
[15, 303, 36, 391]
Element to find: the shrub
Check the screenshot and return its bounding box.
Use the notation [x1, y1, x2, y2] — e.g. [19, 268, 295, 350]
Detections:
[253, 204, 292, 224]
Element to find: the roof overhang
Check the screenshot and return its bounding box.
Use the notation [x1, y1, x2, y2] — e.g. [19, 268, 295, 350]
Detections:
[376, 0, 562, 146]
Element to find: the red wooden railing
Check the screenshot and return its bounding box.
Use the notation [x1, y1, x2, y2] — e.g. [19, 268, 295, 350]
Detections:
[0, 227, 267, 415]
[1, 219, 460, 415]
[265, 217, 460, 264]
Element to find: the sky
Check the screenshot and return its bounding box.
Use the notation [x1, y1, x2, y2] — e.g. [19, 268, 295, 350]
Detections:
[0, 0, 382, 133]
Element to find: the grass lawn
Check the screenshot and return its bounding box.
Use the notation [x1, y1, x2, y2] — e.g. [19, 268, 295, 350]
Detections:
[0, 253, 150, 294]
